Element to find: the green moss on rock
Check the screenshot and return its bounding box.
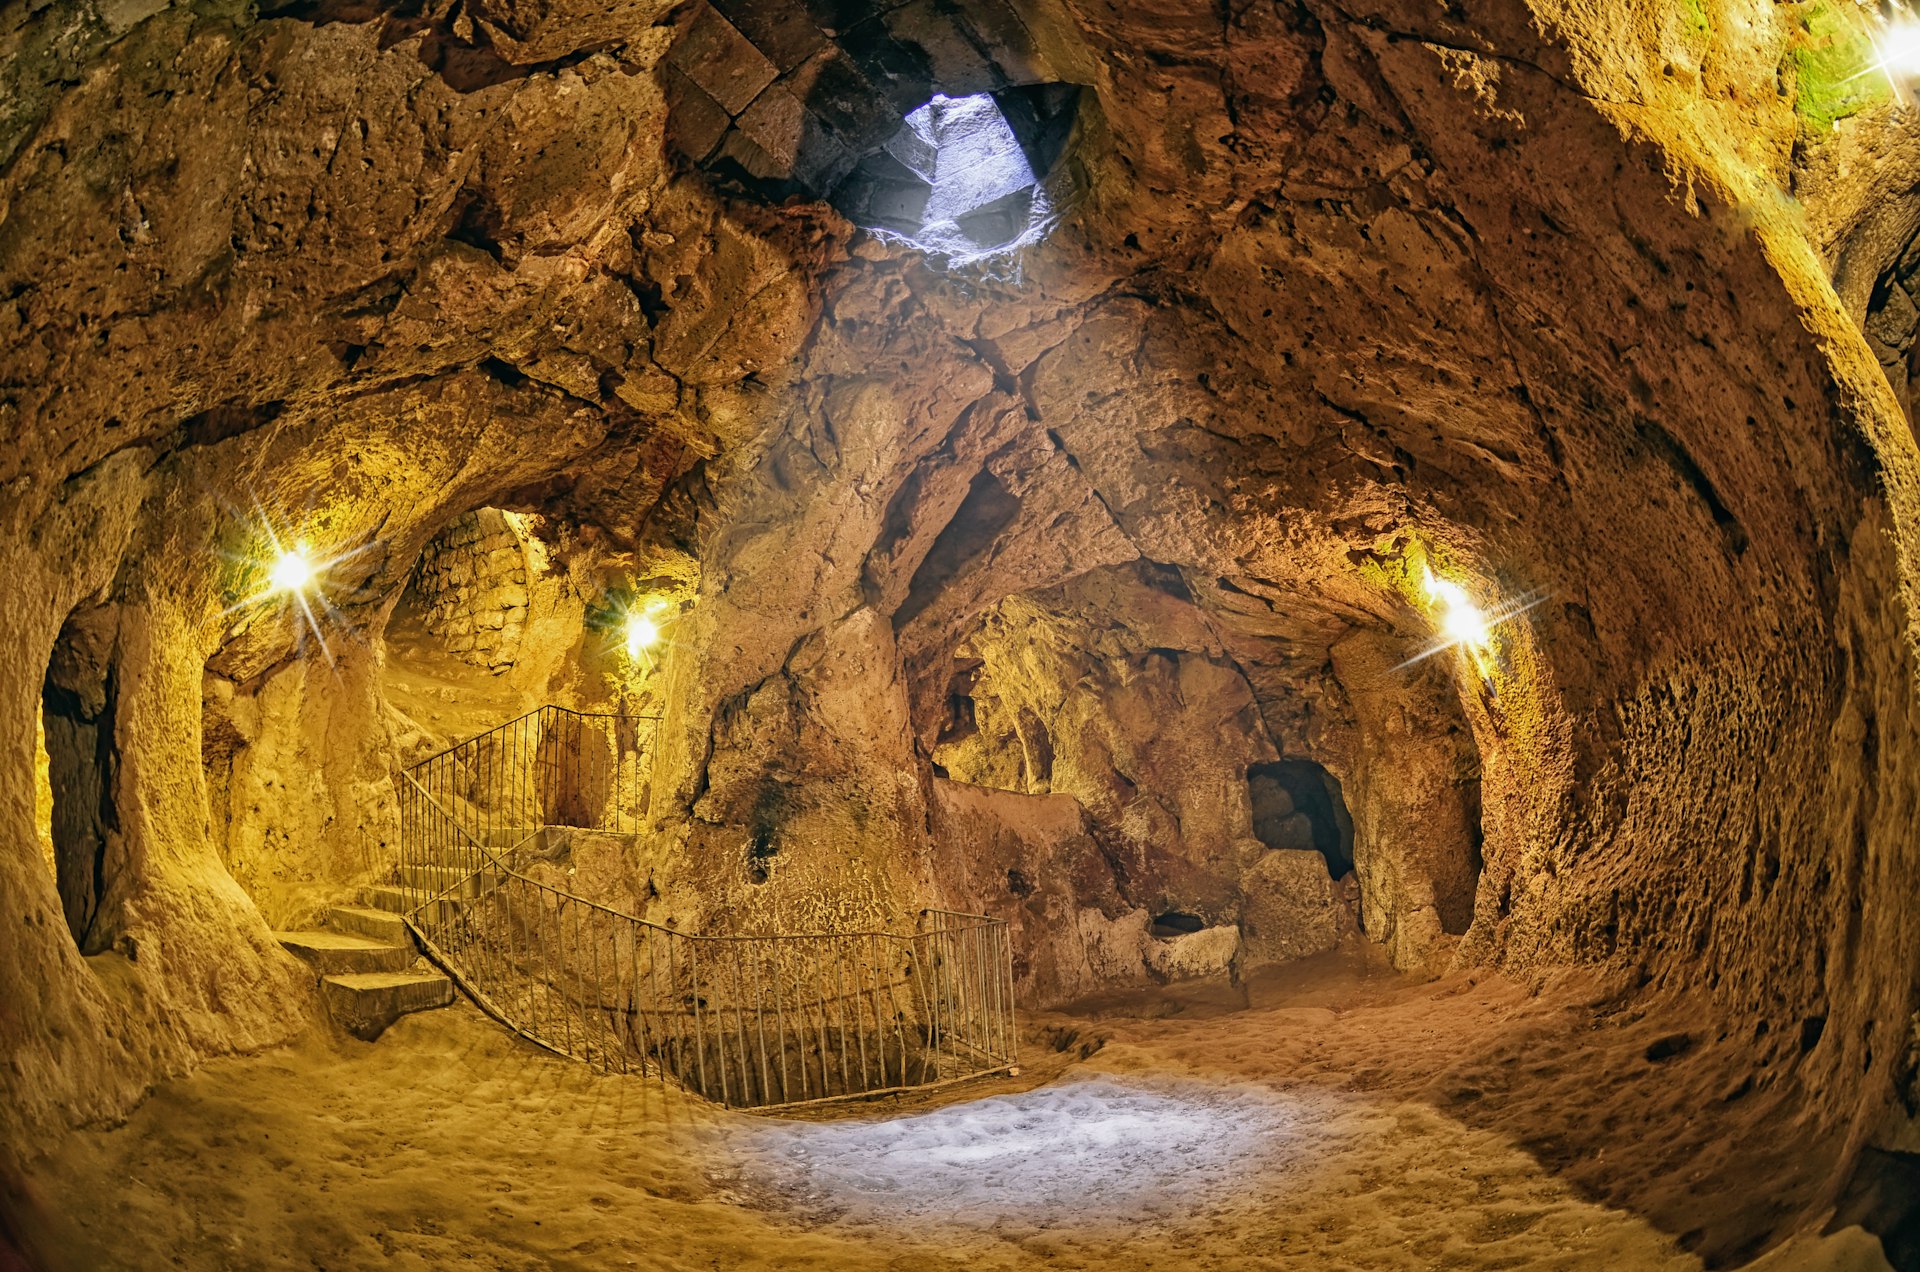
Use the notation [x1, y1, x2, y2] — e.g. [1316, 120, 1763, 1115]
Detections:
[1789, 4, 1887, 131]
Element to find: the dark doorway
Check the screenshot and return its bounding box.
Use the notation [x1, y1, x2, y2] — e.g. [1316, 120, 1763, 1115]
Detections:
[1248, 759, 1355, 879]
[41, 606, 119, 953]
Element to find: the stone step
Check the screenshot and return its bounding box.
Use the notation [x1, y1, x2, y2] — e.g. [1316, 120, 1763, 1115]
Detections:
[328, 903, 410, 945]
[276, 930, 417, 976]
[396, 863, 500, 898]
[363, 884, 410, 914]
[362, 885, 462, 925]
[322, 970, 454, 1040]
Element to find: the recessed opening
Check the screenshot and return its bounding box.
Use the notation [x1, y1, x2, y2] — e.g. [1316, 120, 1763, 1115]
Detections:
[1015, 705, 1054, 790]
[41, 608, 118, 954]
[1248, 760, 1355, 879]
[1149, 910, 1206, 938]
[378, 508, 555, 748]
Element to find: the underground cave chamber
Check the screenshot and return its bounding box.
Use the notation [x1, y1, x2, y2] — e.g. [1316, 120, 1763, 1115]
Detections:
[6, 0, 1920, 1267]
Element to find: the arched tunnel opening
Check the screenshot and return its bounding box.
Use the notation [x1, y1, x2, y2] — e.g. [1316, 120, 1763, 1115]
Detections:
[39, 607, 119, 956]
[1247, 759, 1354, 880]
[5, 0, 1920, 1268]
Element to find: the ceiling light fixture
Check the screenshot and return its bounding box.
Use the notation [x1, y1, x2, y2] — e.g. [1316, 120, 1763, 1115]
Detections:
[269, 544, 315, 594]
[1394, 567, 1549, 674]
[624, 613, 661, 658]
[1875, 14, 1920, 83]
[1426, 571, 1490, 650]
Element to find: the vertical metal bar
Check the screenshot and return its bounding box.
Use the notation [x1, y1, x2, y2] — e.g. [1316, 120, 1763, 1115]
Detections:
[762, 942, 791, 1104]
[833, 943, 859, 1094]
[501, 873, 523, 1035]
[985, 922, 998, 1061]
[536, 891, 556, 1052]
[813, 943, 833, 1098]
[911, 930, 935, 1074]
[730, 939, 765, 1107]
[692, 941, 722, 1105]
[793, 943, 812, 1102]
[860, 937, 885, 1089]
[551, 892, 569, 1055]
[868, 938, 888, 1089]
[670, 935, 691, 1092]
[479, 731, 487, 852]
[539, 889, 557, 1052]
[665, 935, 682, 1085]
[587, 905, 605, 1068]
[979, 923, 992, 1058]
[886, 938, 911, 1088]
[961, 922, 976, 1063]
[710, 938, 731, 1105]
[1003, 920, 1017, 1065]
[629, 927, 651, 1076]
[886, 936, 904, 1088]
[872, 936, 891, 1088]
[950, 922, 965, 1064]
[921, 933, 936, 1068]
[667, 931, 681, 1082]
[973, 923, 987, 1060]
[558, 898, 577, 1058]
[979, 922, 991, 1058]
[831, 939, 849, 1092]
[633, 927, 650, 1076]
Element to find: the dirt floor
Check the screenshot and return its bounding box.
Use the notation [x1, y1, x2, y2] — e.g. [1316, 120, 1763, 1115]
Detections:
[3, 946, 1894, 1271]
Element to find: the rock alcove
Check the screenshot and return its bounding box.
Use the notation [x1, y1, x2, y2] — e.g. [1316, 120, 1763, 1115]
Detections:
[4, 0, 1920, 1267]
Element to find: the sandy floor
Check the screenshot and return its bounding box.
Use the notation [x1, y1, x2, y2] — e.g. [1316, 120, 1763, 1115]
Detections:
[5, 949, 1893, 1271]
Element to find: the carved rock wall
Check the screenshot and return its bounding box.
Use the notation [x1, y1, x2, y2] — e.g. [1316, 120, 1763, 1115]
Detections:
[2, 0, 1920, 1257]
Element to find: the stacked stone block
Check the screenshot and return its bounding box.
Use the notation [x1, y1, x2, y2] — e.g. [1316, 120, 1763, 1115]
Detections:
[407, 509, 531, 673]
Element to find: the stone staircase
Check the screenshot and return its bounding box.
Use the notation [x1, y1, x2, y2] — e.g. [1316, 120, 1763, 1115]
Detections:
[275, 892, 455, 1040]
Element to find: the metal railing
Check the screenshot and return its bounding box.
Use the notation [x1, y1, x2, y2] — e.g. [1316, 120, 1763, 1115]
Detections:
[402, 704, 659, 849]
[390, 709, 1017, 1110]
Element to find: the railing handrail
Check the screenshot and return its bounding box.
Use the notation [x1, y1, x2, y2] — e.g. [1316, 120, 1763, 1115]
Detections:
[392, 769, 521, 876]
[402, 703, 664, 774]
[402, 704, 548, 772]
[389, 704, 1017, 1109]
[396, 770, 1003, 946]
[546, 706, 665, 722]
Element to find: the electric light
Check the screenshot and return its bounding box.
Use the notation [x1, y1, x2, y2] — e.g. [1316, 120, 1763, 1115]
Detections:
[269, 545, 314, 594]
[1875, 17, 1920, 82]
[624, 613, 661, 658]
[1426, 571, 1490, 649]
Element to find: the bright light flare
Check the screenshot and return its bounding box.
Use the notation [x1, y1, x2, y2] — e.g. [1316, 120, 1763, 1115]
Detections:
[1396, 568, 1548, 674]
[1876, 18, 1920, 80]
[620, 597, 673, 665]
[1852, 10, 1920, 100]
[268, 545, 314, 594]
[217, 504, 378, 672]
[1426, 573, 1490, 648]
[624, 614, 661, 658]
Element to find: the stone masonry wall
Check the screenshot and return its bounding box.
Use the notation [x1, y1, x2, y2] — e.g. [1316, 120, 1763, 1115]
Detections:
[405, 509, 533, 672]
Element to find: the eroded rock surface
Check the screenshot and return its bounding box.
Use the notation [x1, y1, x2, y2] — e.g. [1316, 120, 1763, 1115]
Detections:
[3, 0, 1920, 1262]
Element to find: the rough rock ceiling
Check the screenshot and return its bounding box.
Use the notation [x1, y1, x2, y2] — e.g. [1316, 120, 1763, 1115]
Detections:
[3, 0, 1920, 1259]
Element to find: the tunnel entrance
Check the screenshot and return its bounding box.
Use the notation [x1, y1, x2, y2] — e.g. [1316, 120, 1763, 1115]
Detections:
[1248, 760, 1354, 880]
